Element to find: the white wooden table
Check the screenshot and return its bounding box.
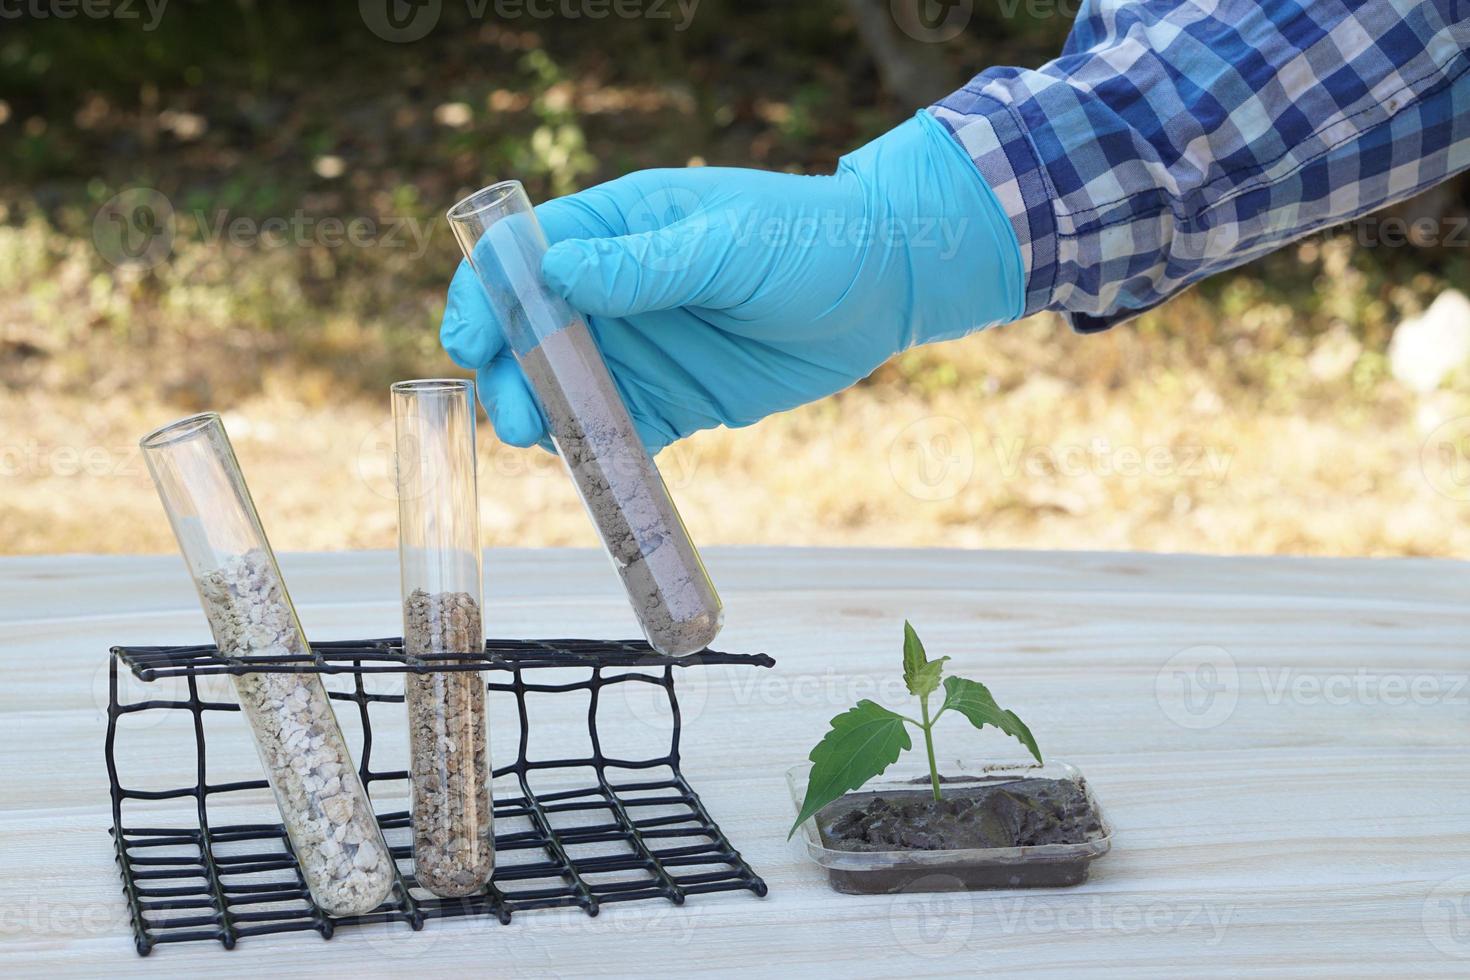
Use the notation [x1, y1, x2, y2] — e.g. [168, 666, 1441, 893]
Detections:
[3, 547, 1468, 977]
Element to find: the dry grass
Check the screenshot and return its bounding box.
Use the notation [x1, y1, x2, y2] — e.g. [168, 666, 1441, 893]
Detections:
[3, 170, 1468, 560]
[4, 6, 1466, 560]
[5, 308, 1467, 559]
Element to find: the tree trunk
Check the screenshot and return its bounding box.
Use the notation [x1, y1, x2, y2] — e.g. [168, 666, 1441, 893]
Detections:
[844, 0, 961, 107]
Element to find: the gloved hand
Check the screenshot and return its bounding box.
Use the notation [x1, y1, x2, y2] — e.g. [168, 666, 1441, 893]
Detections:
[440, 109, 1023, 453]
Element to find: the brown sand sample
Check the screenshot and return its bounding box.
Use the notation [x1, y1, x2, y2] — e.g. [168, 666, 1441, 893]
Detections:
[520, 322, 721, 654]
[404, 588, 494, 896]
[198, 550, 394, 915]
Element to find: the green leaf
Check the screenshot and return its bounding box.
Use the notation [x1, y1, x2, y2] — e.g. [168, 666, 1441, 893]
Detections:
[901, 621, 949, 698]
[788, 700, 912, 839]
[940, 676, 1043, 765]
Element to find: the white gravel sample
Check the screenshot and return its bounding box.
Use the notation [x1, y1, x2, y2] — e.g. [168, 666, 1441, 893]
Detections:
[198, 550, 395, 916]
[521, 321, 722, 655]
[404, 589, 494, 897]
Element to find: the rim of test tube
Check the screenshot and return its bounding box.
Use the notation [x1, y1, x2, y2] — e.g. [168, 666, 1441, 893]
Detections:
[446, 179, 525, 223]
[391, 379, 474, 395]
[139, 412, 222, 451]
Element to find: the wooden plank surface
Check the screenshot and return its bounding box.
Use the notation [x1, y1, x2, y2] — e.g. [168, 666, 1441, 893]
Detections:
[2, 547, 1468, 977]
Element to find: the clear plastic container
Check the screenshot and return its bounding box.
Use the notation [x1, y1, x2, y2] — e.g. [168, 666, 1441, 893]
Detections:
[447, 180, 722, 657]
[787, 760, 1112, 894]
[141, 413, 395, 916]
[392, 380, 494, 897]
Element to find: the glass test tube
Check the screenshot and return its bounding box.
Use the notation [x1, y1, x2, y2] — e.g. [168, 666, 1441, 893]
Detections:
[447, 180, 723, 656]
[393, 380, 494, 896]
[140, 413, 394, 916]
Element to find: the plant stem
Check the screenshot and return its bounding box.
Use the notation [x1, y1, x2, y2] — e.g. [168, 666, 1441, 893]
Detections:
[918, 693, 941, 802]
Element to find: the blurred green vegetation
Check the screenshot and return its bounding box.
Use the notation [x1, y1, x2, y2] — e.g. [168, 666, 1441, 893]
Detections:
[3, 1, 1469, 560]
[0, 0, 1465, 408]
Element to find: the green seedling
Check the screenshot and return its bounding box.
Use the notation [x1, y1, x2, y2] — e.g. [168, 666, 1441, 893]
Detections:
[789, 621, 1043, 839]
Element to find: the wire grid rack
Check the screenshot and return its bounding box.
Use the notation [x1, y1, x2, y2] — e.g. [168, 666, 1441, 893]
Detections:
[105, 637, 774, 955]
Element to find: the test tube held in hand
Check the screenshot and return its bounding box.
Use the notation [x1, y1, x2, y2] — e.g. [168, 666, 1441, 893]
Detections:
[447, 181, 722, 656]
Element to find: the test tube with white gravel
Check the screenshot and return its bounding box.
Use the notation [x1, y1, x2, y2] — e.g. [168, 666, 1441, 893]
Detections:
[447, 180, 723, 656]
[140, 413, 395, 917]
[392, 380, 494, 897]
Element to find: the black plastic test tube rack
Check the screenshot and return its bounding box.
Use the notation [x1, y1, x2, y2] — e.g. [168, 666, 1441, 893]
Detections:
[105, 637, 773, 955]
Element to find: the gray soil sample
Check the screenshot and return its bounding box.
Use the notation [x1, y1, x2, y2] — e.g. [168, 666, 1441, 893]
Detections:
[820, 777, 1103, 852]
[198, 550, 395, 916]
[404, 588, 494, 897]
[520, 322, 721, 655]
[815, 776, 1107, 894]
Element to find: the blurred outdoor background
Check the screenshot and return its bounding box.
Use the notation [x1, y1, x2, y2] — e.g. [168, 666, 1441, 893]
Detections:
[2, 0, 1468, 558]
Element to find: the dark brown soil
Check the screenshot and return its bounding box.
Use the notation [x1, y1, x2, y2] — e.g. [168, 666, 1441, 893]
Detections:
[813, 776, 1108, 893]
[819, 776, 1104, 852]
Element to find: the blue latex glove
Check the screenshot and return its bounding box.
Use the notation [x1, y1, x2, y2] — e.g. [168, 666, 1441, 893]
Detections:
[441, 110, 1023, 453]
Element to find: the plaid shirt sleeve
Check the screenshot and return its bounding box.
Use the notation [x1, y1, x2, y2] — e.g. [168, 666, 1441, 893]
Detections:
[930, 1, 1470, 332]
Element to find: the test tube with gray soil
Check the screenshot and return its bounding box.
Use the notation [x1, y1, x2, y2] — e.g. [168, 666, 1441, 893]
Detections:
[448, 180, 722, 657]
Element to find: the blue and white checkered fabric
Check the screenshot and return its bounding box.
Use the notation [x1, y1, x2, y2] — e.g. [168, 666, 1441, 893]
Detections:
[931, 1, 1470, 331]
